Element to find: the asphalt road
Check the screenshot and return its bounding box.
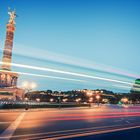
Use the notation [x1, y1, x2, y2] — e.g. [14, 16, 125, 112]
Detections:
[0, 105, 140, 140]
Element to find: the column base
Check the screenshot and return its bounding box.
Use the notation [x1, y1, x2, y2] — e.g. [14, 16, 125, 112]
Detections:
[0, 71, 19, 87]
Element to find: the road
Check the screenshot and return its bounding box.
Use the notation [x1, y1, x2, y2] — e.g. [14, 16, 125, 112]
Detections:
[0, 105, 140, 140]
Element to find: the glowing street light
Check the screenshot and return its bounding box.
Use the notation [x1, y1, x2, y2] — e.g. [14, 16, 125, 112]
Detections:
[89, 97, 93, 102]
[62, 98, 68, 102]
[96, 95, 100, 106]
[50, 98, 54, 102]
[121, 97, 128, 104]
[22, 81, 37, 110]
[96, 95, 100, 100]
[22, 81, 29, 89]
[123, 98, 128, 103]
[24, 97, 28, 101]
[30, 82, 37, 89]
[86, 92, 93, 108]
[76, 99, 78, 102]
[102, 98, 109, 103]
[22, 81, 37, 90]
[36, 98, 40, 102]
[76, 98, 81, 103]
[100, 90, 103, 94]
[86, 92, 92, 97]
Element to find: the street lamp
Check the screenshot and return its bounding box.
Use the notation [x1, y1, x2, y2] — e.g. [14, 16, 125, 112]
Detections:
[121, 97, 128, 104]
[58, 91, 62, 109]
[22, 81, 37, 91]
[22, 81, 37, 110]
[50, 98, 54, 102]
[89, 97, 93, 103]
[96, 95, 100, 106]
[100, 90, 103, 94]
[102, 98, 109, 104]
[24, 97, 28, 101]
[76, 98, 81, 103]
[36, 98, 40, 102]
[30, 82, 37, 89]
[86, 92, 92, 97]
[86, 92, 93, 108]
[63, 98, 68, 102]
[96, 95, 100, 100]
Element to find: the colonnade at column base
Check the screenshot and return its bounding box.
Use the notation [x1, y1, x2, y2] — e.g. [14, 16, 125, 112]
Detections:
[0, 71, 24, 100]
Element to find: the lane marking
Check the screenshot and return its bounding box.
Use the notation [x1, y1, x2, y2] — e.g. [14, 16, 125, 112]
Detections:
[126, 121, 130, 124]
[113, 120, 123, 122]
[9, 122, 140, 139]
[0, 112, 26, 140]
[20, 123, 140, 140]
[51, 125, 140, 140]
[0, 122, 11, 124]
[128, 118, 136, 121]
[6, 124, 122, 139]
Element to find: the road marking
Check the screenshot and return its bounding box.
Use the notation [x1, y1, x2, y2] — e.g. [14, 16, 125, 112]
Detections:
[126, 121, 130, 123]
[128, 118, 135, 120]
[7, 124, 123, 139]
[10, 123, 140, 140]
[51, 125, 140, 140]
[114, 119, 122, 122]
[0, 112, 26, 140]
[0, 122, 11, 124]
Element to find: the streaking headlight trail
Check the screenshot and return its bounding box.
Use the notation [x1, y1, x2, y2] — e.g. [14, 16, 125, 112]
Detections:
[0, 62, 134, 86]
[0, 69, 85, 83]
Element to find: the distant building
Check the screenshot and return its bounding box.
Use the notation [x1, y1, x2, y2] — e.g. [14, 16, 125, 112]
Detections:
[130, 79, 140, 94]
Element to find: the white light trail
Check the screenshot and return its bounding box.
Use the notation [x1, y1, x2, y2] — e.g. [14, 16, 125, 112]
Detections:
[0, 62, 133, 86]
[1, 46, 139, 79]
[113, 85, 131, 89]
[0, 69, 85, 83]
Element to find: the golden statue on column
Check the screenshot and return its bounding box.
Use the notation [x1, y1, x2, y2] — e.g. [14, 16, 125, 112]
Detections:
[8, 10, 16, 24]
[0, 9, 24, 100]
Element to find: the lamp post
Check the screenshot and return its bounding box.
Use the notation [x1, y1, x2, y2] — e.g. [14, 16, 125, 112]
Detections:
[96, 95, 100, 106]
[58, 91, 62, 109]
[86, 92, 93, 108]
[36, 98, 40, 106]
[76, 98, 81, 103]
[89, 97, 93, 107]
[22, 81, 37, 110]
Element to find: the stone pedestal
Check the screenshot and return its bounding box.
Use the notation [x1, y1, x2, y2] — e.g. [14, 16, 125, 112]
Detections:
[0, 71, 18, 88]
[0, 71, 24, 100]
[0, 87, 24, 100]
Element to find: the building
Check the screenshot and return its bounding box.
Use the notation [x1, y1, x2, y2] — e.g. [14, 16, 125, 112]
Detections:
[0, 10, 24, 100]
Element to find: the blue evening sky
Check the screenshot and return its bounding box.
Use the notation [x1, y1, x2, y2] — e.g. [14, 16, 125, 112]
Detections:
[0, 0, 140, 92]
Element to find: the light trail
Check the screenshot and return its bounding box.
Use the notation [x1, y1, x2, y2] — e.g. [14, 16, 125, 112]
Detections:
[5, 114, 140, 139]
[0, 62, 134, 86]
[22, 112, 140, 118]
[0, 124, 124, 139]
[0, 69, 85, 83]
[1, 46, 139, 79]
[0, 69, 134, 91]
[3, 111, 140, 139]
[113, 85, 131, 89]
[27, 113, 140, 121]
[51, 124, 140, 140]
